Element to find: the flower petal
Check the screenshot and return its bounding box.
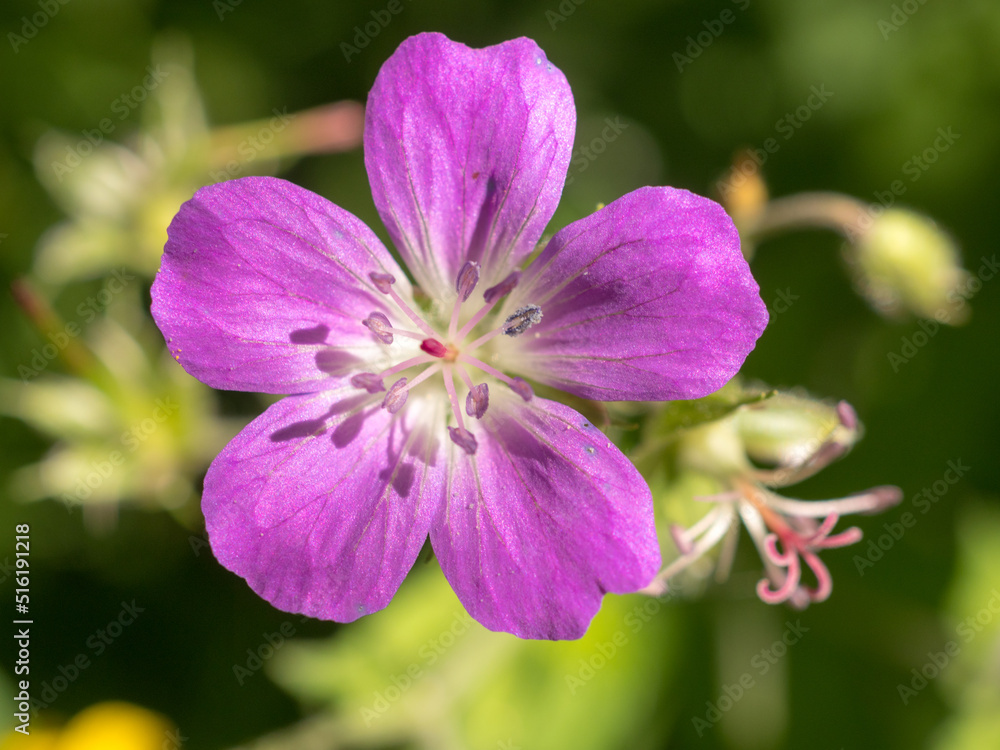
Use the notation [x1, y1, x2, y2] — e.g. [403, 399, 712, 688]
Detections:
[365, 32, 575, 296]
[429, 392, 660, 639]
[203, 386, 444, 621]
[152, 176, 407, 393]
[500, 186, 768, 400]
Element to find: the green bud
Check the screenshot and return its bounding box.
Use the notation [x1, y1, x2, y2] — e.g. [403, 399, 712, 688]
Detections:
[735, 392, 858, 469]
[847, 209, 971, 324]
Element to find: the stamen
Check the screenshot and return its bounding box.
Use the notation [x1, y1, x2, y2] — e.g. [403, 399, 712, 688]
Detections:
[756, 536, 802, 604]
[350, 373, 385, 393]
[510, 377, 533, 402]
[362, 311, 426, 343]
[764, 485, 902, 518]
[461, 304, 543, 351]
[455, 261, 481, 302]
[382, 377, 409, 413]
[402, 362, 443, 392]
[369, 271, 437, 338]
[714, 523, 741, 583]
[448, 427, 478, 455]
[837, 400, 859, 430]
[483, 270, 521, 304]
[420, 338, 449, 358]
[640, 506, 736, 596]
[454, 365, 489, 419]
[363, 312, 393, 344]
[381, 354, 435, 379]
[466, 383, 489, 419]
[455, 270, 521, 341]
[369, 272, 395, 293]
[753, 440, 847, 486]
[800, 550, 833, 602]
[449, 262, 480, 339]
[502, 305, 543, 336]
[455, 355, 534, 401]
[669, 523, 694, 555]
[442, 366, 478, 455]
[442, 366, 465, 429]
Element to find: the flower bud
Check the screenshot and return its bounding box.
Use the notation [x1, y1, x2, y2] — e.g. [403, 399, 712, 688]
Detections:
[846, 209, 971, 324]
[735, 392, 860, 470]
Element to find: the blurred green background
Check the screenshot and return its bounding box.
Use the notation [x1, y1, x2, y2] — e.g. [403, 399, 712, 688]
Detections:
[1, 0, 998, 749]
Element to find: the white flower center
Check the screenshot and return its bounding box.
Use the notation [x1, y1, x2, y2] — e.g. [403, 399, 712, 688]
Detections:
[351, 262, 540, 455]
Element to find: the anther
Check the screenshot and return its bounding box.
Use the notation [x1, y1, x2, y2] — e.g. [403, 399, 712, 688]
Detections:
[351, 373, 385, 393]
[370, 272, 396, 294]
[363, 312, 393, 344]
[836, 400, 858, 431]
[502, 305, 542, 337]
[456, 261, 481, 302]
[510, 377, 533, 402]
[448, 426, 478, 455]
[483, 270, 521, 304]
[420, 338, 449, 358]
[382, 377, 409, 413]
[466, 383, 489, 419]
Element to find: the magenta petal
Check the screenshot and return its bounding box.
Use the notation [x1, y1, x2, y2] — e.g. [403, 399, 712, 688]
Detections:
[365, 33, 575, 296]
[430, 393, 660, 640]
[203, 387, 444, 621]
[151, 176, 406, 393]
[504, 186, 768, 401]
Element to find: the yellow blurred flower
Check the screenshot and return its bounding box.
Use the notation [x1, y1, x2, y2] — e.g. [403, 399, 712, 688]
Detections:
[0, 702, 175, 750]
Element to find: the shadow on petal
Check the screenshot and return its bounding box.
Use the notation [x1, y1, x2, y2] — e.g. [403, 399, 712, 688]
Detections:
[316, 348, 364, 375]
[289, 323, 330, 344]
[270, 408, 335, 441]
[270, 394, 373, 442]
[381, 462, 416, 497]
[333, 408, 371, 448]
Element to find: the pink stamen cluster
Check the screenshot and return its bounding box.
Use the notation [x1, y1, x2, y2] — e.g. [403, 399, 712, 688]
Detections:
[644, 402, 903, 608]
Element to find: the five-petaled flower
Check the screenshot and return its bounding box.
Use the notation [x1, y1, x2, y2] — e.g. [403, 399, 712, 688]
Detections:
[151, 32, 768, 639]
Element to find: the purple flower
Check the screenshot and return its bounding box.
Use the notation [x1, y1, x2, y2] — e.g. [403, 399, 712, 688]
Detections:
[151, 33, 767, 639]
